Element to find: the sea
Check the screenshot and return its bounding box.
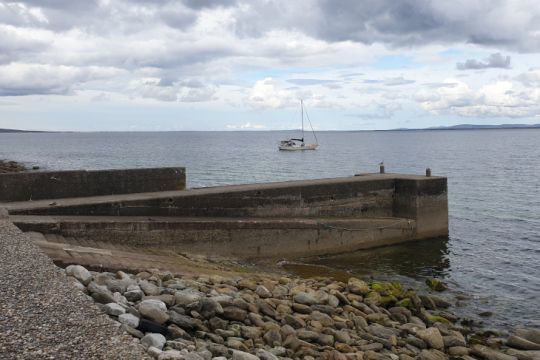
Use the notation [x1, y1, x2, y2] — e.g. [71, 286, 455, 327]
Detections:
[0, 129, 538, 329]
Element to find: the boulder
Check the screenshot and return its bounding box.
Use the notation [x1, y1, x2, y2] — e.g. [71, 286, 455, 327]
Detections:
[138, 299, 169, 324]
[118, 313, 140, 328]
[347, 277, 370, 295]
[416, 327, 444, 350]
[221, 306, 247, 322]
[168, 311, 198, 330]
[139, 280, 161, 296]
[471, 345, 518, 360]
[507, 335, 540, 350]
[87, 282, 116, 304]
[103, 303, 125, 316]
[66, 265, 93, 286]
[293, 292, 318, 306]
[141, 333, 167, 350]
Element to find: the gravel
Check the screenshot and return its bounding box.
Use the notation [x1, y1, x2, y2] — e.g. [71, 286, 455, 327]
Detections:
[0, 217, 150, 359]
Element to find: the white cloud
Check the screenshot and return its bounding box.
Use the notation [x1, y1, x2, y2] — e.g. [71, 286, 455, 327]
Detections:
[226, 122, 266, 129]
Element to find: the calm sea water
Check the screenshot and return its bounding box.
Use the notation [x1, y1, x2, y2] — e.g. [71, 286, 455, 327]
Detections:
[1, 129, 539, 328]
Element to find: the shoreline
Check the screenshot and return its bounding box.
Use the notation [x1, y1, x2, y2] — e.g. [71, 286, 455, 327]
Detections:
[63, 260, 540, 359]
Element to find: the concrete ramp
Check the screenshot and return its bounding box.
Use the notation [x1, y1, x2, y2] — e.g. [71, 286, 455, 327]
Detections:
[13, 215, 416, 259]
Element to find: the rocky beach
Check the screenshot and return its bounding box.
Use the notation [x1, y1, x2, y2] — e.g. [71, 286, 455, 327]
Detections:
[63, 262, 540, 360]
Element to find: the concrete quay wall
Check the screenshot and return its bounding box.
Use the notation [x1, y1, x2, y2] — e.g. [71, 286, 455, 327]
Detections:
[3, 172, 448, 258]
[0, 167, 186, 202]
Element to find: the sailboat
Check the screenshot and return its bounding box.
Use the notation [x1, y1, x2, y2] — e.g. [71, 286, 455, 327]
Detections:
[279, 100, 319, 151]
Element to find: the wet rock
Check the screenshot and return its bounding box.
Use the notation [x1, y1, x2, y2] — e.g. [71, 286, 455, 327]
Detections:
[515, 328, 540, 345]
[425, 278, 448, 292]
[141, 333, 167, 350]
[66, 265, 93, 286]
[506, 348, 540, 360]
[138, 299, 169, 324]
[507, 335, 540, 350]
[471, 345, 518, 360]
[416, 327, 444, 350]
[443, 334, 466, 348]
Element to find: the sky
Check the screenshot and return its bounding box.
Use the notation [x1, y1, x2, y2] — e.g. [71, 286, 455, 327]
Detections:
[1, 0, 540, 131]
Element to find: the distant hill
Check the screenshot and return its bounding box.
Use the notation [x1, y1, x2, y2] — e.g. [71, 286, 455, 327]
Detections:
[0, 128, 45, 133]
[427, 123, 540, 130]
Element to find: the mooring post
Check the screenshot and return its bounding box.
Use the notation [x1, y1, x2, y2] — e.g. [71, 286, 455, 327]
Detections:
[379, 162, 385, 174]
[426, 168, 432, 177]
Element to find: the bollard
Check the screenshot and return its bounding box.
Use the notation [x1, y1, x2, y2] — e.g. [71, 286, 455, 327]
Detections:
[426, 168, 432, 177]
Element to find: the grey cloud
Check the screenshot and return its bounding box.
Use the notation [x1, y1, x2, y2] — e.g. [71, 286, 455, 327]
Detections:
[383, 77, 415, 86]
[182, 0, 237, 9]
[423, 82, 458, 88]
[287, 79, 339, 86]
[456, 53, 511, 70]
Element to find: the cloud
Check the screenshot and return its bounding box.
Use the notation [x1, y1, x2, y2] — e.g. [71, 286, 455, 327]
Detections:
[0, 63, 120, 96]
[456, 53, 511, 70]
[287, 78, 339, 86]
[245, 78, 297, 109]
[383, 76, 416, 86]
[226, 122, 266, 129]
[415, 78, 540, 118]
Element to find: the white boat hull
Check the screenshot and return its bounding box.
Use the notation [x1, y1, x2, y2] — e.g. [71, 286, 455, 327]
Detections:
[279, 143, 319, 151]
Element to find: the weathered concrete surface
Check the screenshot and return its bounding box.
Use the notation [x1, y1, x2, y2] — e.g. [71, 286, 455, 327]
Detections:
[3, 172, 448, 259]
[0, 167, 185, 202]
[12, 215, 417, 259]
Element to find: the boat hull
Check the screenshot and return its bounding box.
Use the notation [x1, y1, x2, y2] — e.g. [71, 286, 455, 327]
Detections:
[279, 143, 319, 151]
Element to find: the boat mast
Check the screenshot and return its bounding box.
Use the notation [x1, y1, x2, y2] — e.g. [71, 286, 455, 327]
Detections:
[301, 99, 304, 143]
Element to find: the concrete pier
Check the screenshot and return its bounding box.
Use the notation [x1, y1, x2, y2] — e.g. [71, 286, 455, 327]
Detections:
[1, 168, 448, 261]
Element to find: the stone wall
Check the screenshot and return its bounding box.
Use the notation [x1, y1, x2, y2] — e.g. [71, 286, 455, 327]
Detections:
[0, 167, 186, 202]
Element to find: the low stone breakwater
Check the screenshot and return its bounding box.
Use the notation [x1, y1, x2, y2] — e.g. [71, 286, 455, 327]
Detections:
[64, 265, 540, 360]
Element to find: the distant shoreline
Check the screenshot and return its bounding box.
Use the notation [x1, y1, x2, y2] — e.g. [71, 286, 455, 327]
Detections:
[1, 124, 539, 133]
